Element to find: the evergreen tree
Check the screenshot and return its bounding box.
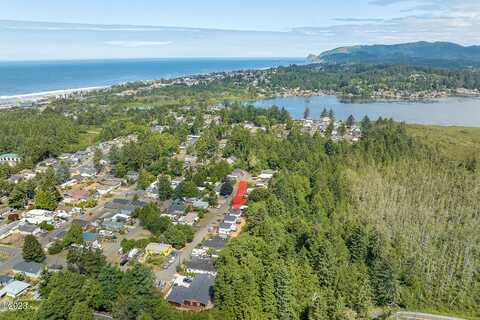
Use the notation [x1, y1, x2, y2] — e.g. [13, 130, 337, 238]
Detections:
[56, 161, 70, 184]
[68, 302, 94, 320]
[361, 115, 372, 131]
[303, 107, 311, 120]
[8, 182, 29, 208]
[262, 271, 277, 319]
[207, 190, 218, 207]
[309, 291, 329, 320]
[93, 148, 103, 173]
[64, 224, 83, 246]
[157, 174, 172, 201]
[275, 265, 298, 320]
[36, 288, 72, 320]
[137, 169, 156, 190]
[34, 189, 59, 211]
[370, 256, 399, 306]
[346, 115, 355, 128]
[175, 180, 199, 198]
[327, 109, 335, 121]
[320, 108, 328, 118]
[22, 235, 45, 262]
[114, 163, 127, 178]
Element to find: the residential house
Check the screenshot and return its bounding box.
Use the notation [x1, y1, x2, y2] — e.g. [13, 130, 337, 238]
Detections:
[165, 199, 186, 220]
[48, 229, 66, 243]
[229, 208, 242, 219]
[101, 220, 125, 232]
[112, 206, 135, 223]
[82, 232, 101, 249]
[186, 257, 217, 276]
[145, 243, 173, 257]
[126, 171, 139, 182]
[178, 212, 199, 226]
[223, 215, 238, 225]
[219, 223, 233, 236]
[192, 199, 209, 210]
[72, 219, 89, 229]
[12, 261, 44, 279]
[97, 178, 122, 195]
[0, 275, 13, 286]
[202, 236, 228, 252]
[0, 221, 21, 240]
[16, 223, 40, 235]
[170, 177, 184, 190]
[0, 280, 30, 298]
[167, 274, 215, 310]
[23, 209, 54, 225]
[77, 165, 96, 178]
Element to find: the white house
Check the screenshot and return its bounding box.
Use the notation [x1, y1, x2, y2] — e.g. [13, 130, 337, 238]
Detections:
[23, 209, 54, 225]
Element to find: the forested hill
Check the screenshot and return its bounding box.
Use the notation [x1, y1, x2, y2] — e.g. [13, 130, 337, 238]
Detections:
[308, 42, 480, 68]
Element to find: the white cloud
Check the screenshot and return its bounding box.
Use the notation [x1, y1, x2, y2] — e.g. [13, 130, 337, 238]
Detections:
[105, 40, 172, 48]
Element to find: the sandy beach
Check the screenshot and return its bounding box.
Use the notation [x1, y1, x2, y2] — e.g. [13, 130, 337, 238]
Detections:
[0, 86, 109, 106]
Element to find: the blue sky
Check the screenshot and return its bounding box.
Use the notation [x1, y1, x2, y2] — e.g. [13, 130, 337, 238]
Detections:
[1, 0, 479, 60]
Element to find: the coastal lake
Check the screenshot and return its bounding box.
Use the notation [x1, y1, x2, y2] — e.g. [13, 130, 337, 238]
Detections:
[0, 58, 303, 97]
[253, 95, 480, 127]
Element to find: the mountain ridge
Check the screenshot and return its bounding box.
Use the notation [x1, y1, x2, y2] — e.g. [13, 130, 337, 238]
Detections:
[308, 41, 480, 68]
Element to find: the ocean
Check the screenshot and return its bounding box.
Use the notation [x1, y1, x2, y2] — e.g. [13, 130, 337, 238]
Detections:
[0, 58, 304, 97]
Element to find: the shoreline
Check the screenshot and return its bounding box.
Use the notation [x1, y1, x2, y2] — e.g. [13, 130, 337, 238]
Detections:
[0, 86, 110, 103]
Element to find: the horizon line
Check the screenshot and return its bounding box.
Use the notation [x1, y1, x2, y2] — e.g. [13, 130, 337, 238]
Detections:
[0, 56, 306, 64]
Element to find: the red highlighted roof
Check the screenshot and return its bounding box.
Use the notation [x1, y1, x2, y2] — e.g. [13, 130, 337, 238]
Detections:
[232, 180, 248, 209]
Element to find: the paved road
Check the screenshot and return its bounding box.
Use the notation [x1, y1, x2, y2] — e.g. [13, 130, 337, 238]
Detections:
[394, 312, 465, 320]
[154, 196, 229, 282]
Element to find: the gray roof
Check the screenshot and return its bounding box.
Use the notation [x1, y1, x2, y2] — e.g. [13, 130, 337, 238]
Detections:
[17, 223, 38, 233]
[229, 208, 242, 216]
[168, 199, 185, 214]
[105, 199, 146, 210]
[0, 275, 13, 286]
[13, 261, 43, 275]
[0, 280, 30, 297]
[72, 219, 89, 226]
[202, 236, 228, 250]
[186, 257, 216, 273]
[49, 230, 66, 241]
[219, 222, 232, 230]
[102, 220, 124, 231]
[167, 274, 214, 306]
[223, 215, 237, 223]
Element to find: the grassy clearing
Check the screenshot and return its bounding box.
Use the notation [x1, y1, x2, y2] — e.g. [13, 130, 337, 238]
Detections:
[66, 126, 101, 152]
[406, 124, 480, 161]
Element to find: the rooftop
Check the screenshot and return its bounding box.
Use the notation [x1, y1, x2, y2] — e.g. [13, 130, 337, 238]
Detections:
[167, 274, 215, 306]
[186, 257, 216, 273]
[0, 280, 30, 297]
[202, 236, 228, 250]
[13, 260, 43, 275]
